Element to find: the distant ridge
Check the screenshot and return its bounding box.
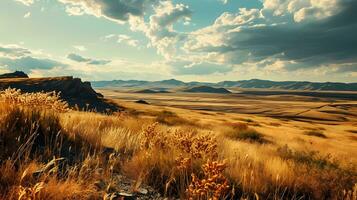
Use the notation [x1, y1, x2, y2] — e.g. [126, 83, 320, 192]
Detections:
[92, 79, 357, 92]
[181, 86, 231, 94]
[215, 79, 357, 91]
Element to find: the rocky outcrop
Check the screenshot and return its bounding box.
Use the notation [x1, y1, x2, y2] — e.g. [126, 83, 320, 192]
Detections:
[0, 75, 119, 112]
[0, 71, 29, 79]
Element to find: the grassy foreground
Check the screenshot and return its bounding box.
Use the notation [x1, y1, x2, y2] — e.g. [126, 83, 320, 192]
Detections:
[0, 88, 356, 200]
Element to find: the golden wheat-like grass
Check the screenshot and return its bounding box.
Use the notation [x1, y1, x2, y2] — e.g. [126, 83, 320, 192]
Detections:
[0, 88, 69, 112]
[0, 90, 356, 200]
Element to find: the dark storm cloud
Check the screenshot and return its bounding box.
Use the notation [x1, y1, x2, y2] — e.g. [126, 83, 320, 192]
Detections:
[99, 0, 150, 21]
[0, 56, 66, 73]
[67, 53, 111, 65]
[59, 0, 160, 22]
[188, 0, 357, 72]
[231, 0, 357, 66]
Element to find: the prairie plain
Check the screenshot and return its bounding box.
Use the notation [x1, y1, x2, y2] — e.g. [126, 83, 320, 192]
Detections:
[1, 84, 357, 200]
[99, 89, 357, 164]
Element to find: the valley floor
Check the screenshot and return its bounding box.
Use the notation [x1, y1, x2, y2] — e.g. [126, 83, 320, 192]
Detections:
[99, 89, 357, 165]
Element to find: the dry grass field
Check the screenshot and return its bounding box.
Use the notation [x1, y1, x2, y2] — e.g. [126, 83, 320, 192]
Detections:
[1, 88, 356, 200]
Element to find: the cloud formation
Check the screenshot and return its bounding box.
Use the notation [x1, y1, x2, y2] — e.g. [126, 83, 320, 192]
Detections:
[57, 0, 160, 23]
[143, 1, 192, 58]
[0, 44, 32, 58]
[14, 0, 34, 6]
[67, 53, 111, 65]
[8, 0, 357, 81]
[170, 60, 232, 75]
[183, 0, 357, 73]
[24, 12, 31, 18]
[73, 45, 87, 51]
[103, 34, 140, 47]
[262, 0, 345, 22]
[0, 56, 65, 72]
[57, 0, 192, 59]
[0, 44, 66, 73]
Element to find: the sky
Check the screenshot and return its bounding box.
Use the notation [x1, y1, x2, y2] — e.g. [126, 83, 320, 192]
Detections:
[0, 0, 356, 82]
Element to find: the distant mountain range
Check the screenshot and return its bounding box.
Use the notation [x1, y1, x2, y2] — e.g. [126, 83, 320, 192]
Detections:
[92, 79, 357, 92]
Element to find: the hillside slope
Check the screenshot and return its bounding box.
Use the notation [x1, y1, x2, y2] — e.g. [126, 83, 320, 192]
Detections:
[0, 75, 119, 112]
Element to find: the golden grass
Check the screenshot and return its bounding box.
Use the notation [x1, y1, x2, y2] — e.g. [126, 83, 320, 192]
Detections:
[0, 90, 356, 199]
[0, 88, 69, 112]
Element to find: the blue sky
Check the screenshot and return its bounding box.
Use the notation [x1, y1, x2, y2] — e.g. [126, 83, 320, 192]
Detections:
[0, 0, 356, 82]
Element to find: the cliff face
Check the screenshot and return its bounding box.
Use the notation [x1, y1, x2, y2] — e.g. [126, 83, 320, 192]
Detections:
[0, 76, 119, 112]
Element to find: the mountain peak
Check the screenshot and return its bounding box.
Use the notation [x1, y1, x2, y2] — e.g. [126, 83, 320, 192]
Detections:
[159, 79, 185, 85]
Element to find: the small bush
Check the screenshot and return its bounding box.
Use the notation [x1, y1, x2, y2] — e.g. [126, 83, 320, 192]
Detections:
[277, 145, 338, 169]
[156, 110, 196, 127]
[226, 129, 265, 143]
[233, 130, 266, 143]
[186, 160, 230, 200]
[243, 118, 254, 123]
[223, 123, 267, 143]
[304, 130, 327, 138]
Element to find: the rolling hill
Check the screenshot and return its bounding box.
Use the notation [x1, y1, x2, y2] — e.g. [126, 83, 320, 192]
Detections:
[181, 86, 231, 94]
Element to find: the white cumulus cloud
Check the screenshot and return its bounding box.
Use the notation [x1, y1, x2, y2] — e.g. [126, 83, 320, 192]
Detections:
[14, 0, 34, 6]
[23, 12, 31, 18]
[73, 45, 87, 51]
[103, 34, 140, 48]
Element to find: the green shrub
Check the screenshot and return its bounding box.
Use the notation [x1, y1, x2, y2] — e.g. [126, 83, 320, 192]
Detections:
[156, 110, 196, 127]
